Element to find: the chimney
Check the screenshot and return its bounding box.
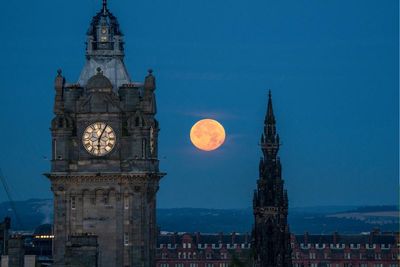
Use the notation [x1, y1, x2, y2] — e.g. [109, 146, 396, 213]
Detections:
[219, 232, 223, 243]
[231, 232, 236, 244]
[173, 232, 177, 245]
[304, 232, 309, 244]
[333, 232, 338, 244]
[195, 232, 200, 244]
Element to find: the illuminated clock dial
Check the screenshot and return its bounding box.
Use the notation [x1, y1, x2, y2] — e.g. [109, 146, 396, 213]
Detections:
[82, 122, 116, 156]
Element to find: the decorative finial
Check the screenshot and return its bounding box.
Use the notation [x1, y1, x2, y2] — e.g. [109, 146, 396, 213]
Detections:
[57, 69, 62, 76]
[148, 69, 153, 75]
[102, 0, 107, 14]
[96, 67, 102, 74]
[268, 90, 272, 99]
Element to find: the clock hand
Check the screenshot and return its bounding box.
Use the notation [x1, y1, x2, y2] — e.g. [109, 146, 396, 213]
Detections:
[97, 124, 108, 148]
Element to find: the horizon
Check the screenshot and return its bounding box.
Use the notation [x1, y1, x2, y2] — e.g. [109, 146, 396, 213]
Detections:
[0, 198, 398, 210]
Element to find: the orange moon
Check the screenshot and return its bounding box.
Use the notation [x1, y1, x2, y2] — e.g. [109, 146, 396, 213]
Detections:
[190, 119, 226, 151]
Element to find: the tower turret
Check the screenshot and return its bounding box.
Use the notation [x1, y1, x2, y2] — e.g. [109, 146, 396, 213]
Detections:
[53, 69, 65, 114]
[78, 0, 131, 90]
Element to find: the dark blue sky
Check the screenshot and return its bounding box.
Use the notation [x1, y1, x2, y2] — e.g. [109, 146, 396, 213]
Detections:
[0, 0, 398, 208]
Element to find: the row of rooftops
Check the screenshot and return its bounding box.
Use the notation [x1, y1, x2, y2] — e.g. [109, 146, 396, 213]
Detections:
[157, 231, 399, 249]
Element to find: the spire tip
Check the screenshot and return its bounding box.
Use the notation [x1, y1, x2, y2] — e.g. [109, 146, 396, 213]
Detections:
[102, 0, 108, 13]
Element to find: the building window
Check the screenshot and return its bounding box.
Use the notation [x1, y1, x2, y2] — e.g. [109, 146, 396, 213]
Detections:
[309, 252, 316, 259]
[142, 138, 147, 158]
[71, 196, 76, 210]
[124, 195, 129, 209]
[344, 252, 351, 259]
[124, 233, 129, 246]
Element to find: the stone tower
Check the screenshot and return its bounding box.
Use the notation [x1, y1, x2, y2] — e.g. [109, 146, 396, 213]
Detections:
[45, 1, 165, 266]
[252, 91, 292, 267]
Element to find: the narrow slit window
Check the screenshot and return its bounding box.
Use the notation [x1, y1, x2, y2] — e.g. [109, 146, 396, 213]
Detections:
[71, 196, 76, 210]
[142, 138, 147, 158]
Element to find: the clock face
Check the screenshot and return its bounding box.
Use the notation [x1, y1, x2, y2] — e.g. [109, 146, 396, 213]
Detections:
[82, 122, 116, 156]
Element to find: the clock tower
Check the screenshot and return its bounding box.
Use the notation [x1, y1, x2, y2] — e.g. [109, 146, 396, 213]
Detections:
[46, 2, 164, 266]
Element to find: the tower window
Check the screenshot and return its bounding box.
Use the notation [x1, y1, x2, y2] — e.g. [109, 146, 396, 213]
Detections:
[124, 232, 129, 246]
[142, 139, 147, 158]
[71, 196, 76, 210]
[124, 195, 129, 209]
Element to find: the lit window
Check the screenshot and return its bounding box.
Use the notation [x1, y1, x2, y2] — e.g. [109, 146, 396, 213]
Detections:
[124, 233, 129, 246]
[124, 195, 129, 209]
[71, 196, 76, 210]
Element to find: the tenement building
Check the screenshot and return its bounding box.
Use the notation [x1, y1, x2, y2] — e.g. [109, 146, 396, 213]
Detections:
[156, 232, 252, 267]
[252, 92, 292, 267]
[155, 231, 400, 267]
[291, 230, 400, 267]
[45, 1, 164, 266]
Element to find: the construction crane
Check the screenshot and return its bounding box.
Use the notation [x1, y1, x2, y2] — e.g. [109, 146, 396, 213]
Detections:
[0, 167, 23, 229]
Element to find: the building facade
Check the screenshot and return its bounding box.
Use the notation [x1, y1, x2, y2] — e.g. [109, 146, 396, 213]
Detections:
[45, 1, 164, 266]
[291, 230, 400, 267]
[156, 232, 252, 267]
[0, 217, 10, 257]
[156, 231, 400, 267]
[252, 92, 292, 267]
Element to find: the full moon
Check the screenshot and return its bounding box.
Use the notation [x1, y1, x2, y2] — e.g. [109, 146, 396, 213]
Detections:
[190, 119, 226, 151]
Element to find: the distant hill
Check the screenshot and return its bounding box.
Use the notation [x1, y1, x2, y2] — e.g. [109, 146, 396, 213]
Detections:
[0, 199, 398, 234]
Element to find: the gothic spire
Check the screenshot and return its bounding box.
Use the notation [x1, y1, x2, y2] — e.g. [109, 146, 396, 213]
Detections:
[265, 90, 276, 125]
[262, 91, 279, 159]
[264, 90, 277, 139]
[252, 89, 292, 267]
